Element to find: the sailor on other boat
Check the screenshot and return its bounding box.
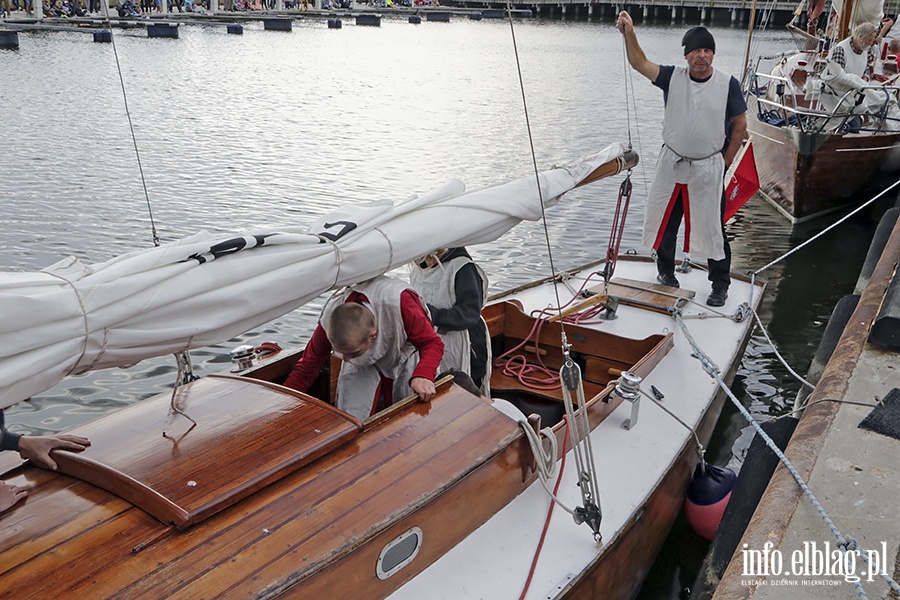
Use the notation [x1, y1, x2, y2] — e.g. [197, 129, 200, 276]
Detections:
[283, 275, 444, 420]
[616, 13, 747, 307]
[820, 22, 900, 127]
[409, 247, 491, 396]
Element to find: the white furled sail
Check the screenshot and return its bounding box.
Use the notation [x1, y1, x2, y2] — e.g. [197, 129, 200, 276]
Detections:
[0, 144, 628, 408]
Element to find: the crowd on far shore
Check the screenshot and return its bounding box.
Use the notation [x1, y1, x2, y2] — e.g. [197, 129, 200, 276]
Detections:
[0, 0, 212, 16]
[0, 0, 92, 17]
[0, 0, 439, 16]
[227, 0, 440, 10]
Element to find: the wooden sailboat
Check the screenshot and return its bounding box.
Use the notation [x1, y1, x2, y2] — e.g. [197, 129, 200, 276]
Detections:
[0, 9, 763, 595]
[743, 0, 900, 222]
[0, 250, 764, 599]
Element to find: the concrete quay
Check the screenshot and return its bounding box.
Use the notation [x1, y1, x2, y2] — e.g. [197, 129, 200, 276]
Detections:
[713, 207, 900, 599]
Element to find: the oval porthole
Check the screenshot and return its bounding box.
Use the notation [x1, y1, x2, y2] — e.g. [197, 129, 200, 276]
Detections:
[376, 527, 423, 580]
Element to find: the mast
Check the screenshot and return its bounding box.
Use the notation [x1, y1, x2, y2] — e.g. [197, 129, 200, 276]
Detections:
[742, 0, 760, 76]
[838, 0, 854, 38]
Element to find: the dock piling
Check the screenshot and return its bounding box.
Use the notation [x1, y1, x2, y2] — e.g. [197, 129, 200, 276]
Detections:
[263, 18, 292, 31]
[356, 13, 381, 25]
[147, 23, 179, 38]
[0, 29, 19, 49]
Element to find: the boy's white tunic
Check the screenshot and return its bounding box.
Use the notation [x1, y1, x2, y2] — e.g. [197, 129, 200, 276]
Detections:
[642, 66, 729, 261]
[321, 276, 425, 420]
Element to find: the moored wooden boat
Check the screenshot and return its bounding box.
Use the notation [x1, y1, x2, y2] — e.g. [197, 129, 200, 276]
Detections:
[0, 256, 764, 599]
[743, 14, 900, 222]
[746, 93, 900, 222]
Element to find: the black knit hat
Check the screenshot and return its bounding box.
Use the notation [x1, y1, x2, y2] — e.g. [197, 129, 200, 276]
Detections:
[682, 26, 716, 55]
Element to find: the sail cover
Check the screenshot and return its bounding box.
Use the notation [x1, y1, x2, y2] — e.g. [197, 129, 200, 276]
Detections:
[831, 0, 884, 29]
[0, 144, 628, 408]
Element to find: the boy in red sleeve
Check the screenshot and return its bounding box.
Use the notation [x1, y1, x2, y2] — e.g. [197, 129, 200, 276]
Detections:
[284, 275, 443, 420]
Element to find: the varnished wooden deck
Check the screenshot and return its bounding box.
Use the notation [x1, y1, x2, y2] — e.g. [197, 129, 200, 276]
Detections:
[51, 374, 361, 528]
[0, 383, 526, 599]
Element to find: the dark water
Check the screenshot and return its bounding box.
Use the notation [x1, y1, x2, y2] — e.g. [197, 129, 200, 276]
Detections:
[0, 15, 895, 598]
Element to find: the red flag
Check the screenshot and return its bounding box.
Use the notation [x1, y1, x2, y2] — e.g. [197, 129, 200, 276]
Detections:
[723, 140, 759, 222]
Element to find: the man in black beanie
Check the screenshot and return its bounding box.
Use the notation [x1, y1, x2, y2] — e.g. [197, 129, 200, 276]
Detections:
[616, 12, 747, 307]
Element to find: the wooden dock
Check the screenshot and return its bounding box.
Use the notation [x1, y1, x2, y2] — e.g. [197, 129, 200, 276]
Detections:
[0, 0, 798, 30]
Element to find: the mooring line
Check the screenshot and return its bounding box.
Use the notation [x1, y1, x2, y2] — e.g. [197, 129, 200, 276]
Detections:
[753, 178, 900, 276]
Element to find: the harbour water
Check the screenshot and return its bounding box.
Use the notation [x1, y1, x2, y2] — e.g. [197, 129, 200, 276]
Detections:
[1, 15, 895, 598]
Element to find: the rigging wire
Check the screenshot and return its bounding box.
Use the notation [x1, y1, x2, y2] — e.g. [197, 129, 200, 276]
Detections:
[503, 0, 605, 545]
[100, 4, 160, 248]
[620, 31, 635, 150]
[98, 9, 198, 427]
[503, 4, 567, 318]
[746, 0, 782, 69]
[617, 14, 650, 235]
[674, 310, 900, 599]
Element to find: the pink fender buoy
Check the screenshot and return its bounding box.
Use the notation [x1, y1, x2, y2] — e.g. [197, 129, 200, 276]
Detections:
[684, 463, 737, 541]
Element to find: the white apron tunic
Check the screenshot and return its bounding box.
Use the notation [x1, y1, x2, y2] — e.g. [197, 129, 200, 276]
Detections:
[409, 255, 492, 394]
[642, 66, 729, 261]
[321, 276, 427, 420]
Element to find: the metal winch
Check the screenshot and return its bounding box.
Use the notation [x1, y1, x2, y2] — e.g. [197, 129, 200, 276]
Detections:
[230, 344, 256, 371]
